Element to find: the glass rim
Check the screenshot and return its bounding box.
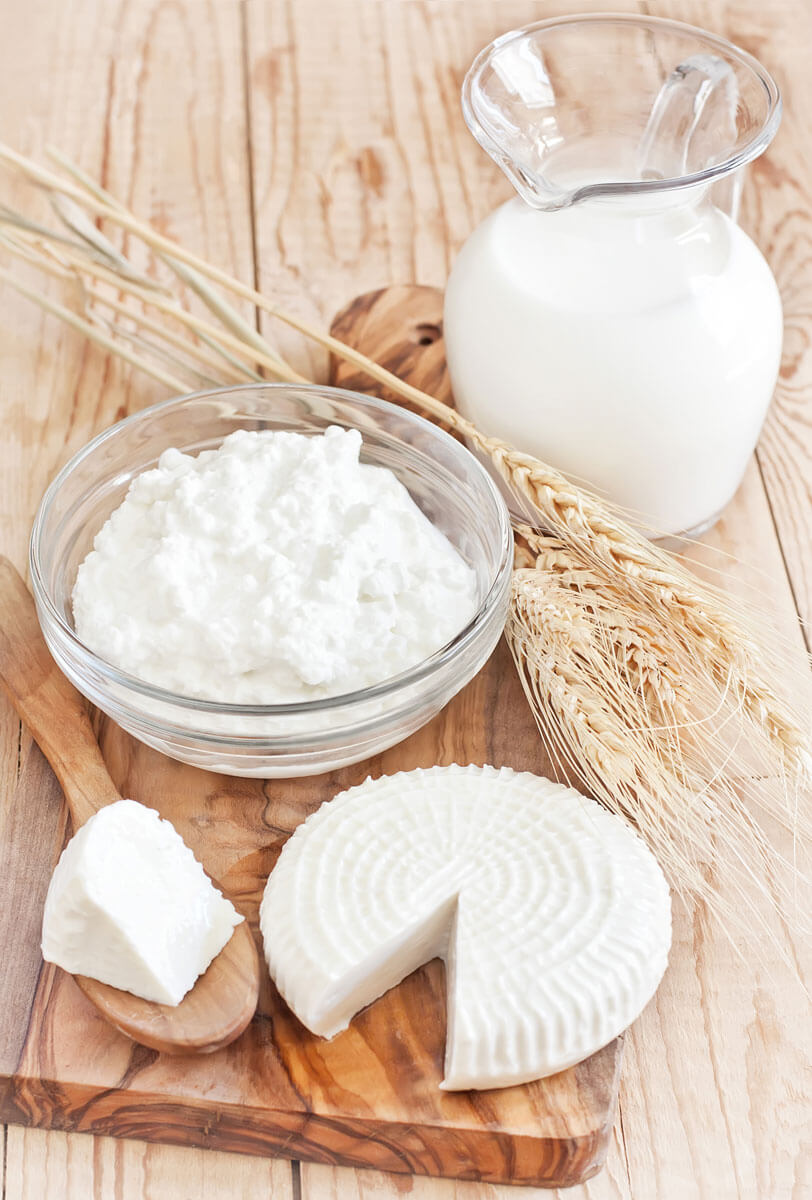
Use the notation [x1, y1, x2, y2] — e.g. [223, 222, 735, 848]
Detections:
[30, 382, 514, 719]
[462, 12, 782, 206]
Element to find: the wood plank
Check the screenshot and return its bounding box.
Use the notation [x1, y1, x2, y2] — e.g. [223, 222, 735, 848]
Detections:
[662, 0, 812, 638]
[624, 11, 812, 1190]
[0, 0, 258, 787]
[753, 16, 812, 637]
[4, 1127, 294, 1200]
[0, 0, 255, 570]
[300, 1120, 633, 1200]
[611, 419, 812, 1190]
[0, 748, 68, 1080]
[600, 11, 812, 1194]
[0, 0, 263, 1196]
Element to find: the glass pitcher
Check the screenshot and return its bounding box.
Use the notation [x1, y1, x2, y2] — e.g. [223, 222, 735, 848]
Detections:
[443, 15, 783, 537]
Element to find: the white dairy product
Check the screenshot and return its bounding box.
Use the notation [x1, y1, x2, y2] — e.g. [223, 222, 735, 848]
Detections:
[72, 426, 478, 704]
[443, 194, 783, 535]
[41, 799, 243, 1005]
[260, 764, 671, 1090]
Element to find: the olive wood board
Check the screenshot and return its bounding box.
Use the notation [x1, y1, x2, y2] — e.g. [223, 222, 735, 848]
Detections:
[0, 284, 622, 1190]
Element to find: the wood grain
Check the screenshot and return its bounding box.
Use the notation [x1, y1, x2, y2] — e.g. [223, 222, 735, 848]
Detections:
[0, 557, 121, 827]
[331, 285, 454, 417]
[0, 748, 68, 1080]
[299, 1140, 635, 1200]
[656, 0, 812, 639]
[0, 0, 257, 835]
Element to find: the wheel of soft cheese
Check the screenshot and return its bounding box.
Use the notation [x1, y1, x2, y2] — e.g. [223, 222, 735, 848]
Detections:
[260, 764, 671, 1090]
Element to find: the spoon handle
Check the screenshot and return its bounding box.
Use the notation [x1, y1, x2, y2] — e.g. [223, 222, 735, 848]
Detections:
[0, 556, 119, 827]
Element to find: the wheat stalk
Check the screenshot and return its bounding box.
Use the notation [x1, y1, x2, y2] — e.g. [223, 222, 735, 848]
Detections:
[0, 143, 809, 936]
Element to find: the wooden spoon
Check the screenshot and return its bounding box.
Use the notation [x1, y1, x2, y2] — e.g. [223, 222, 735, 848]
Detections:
[0, 556, 260, 1055]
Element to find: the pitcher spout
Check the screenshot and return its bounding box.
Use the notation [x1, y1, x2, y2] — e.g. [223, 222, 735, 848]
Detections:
[462, 14, 780, 215]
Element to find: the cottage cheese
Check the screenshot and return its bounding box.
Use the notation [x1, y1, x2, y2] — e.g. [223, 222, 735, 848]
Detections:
[72, 427, 478, 704]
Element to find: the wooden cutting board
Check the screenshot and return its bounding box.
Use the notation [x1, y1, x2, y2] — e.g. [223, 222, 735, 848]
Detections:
[0, 285, 622, 1190]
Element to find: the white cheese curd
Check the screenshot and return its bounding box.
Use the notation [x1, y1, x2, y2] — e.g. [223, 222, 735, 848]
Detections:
[41, 799, 243, 1006]
[72, 427, 478, 704]
[260, 765, 672, 1090]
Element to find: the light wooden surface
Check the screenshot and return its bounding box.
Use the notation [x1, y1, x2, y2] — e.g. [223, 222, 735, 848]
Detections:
[0, 1, 809, 1198]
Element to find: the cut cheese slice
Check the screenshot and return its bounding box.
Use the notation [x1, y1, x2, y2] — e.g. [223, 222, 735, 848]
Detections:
[260, 765, 671, 1090]
[41, 799, 243, 1006]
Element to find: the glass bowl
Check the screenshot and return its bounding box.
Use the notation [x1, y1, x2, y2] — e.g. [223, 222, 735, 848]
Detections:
[30, 385, 513, 778]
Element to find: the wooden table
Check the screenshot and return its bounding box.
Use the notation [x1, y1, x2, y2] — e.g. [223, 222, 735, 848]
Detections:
[0, 1, 809, 1196]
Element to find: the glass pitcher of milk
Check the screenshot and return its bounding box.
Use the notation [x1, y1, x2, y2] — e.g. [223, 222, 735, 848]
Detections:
[444, 15, 783, 537]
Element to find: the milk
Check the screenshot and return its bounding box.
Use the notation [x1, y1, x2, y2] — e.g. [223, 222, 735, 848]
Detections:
[443, 193, 783, 536]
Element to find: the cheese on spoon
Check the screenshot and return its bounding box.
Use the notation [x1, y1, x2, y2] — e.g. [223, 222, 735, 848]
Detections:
[260, 765, 671, 1090]
[41, 799, 243, 1006]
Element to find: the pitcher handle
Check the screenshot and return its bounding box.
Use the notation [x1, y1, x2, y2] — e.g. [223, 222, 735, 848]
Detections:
[637, 54, 741, 216]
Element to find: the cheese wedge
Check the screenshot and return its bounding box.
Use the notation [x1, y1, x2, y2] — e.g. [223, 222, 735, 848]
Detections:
[41, 799, 243, 1006]
[260, 764, 671, 1090]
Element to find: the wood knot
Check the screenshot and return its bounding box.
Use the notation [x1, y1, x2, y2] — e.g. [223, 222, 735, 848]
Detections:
[413, 321, 441, 347]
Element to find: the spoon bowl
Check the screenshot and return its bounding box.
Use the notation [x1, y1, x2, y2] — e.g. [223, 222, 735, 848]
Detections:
[0, 556, 260, 1055]
[74, 920, 259, 1054]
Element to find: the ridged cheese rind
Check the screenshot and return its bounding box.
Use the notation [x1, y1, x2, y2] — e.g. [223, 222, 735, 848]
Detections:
[260, 765, 671, 1090]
